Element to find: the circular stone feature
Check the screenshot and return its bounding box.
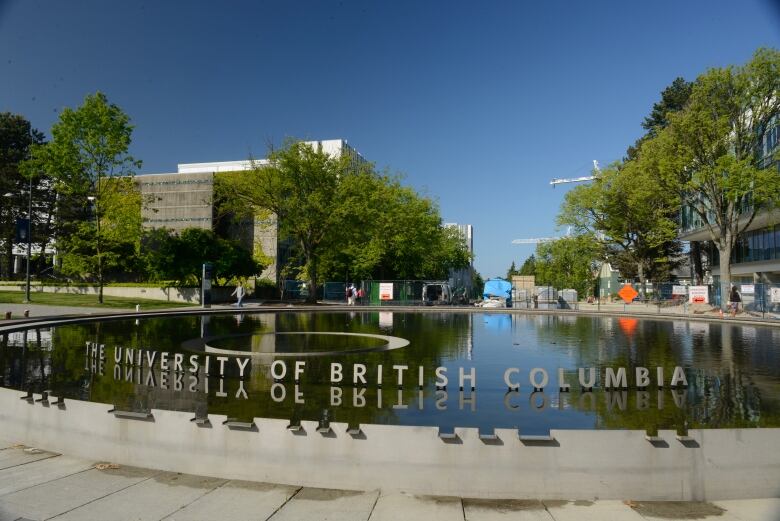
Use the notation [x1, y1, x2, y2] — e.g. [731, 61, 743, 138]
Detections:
[183, 331, 410, 357]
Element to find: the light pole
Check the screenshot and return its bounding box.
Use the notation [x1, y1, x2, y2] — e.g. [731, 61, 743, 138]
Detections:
[86, 195, 102, 303]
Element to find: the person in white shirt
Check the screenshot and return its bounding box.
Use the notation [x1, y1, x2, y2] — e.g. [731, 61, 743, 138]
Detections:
[231, 282, 246, 308]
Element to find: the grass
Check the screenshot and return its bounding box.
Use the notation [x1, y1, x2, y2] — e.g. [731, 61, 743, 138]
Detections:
[0, 280, 179, 288]
[0, 291, 196, 311]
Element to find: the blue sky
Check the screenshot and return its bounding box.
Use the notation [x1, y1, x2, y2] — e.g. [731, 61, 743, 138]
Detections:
[2, 0, 779, 278]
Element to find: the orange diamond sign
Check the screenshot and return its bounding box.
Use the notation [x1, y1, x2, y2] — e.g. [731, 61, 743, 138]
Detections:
[618, 284, 638, 304]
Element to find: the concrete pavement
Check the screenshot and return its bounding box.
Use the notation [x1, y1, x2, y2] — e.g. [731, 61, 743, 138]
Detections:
[0, 302, 126, 319]
[0, 443, 777, 521]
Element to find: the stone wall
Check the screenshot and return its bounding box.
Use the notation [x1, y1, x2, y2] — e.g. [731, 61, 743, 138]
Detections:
[1, 387, 777, 500]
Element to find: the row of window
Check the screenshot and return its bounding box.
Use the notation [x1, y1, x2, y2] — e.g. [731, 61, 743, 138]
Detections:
[708, 226, 780, 266]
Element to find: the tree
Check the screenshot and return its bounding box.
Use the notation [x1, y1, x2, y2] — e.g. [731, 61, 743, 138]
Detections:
[58, 177, 144, 282]
[30, 92, 141, 302]
[471, 270, 485, 297]
[505, 261, 517, 280]
[0, 113, 46, 280]
[558, 161, 681, 296]
[649, 48, 780, 304]
[143, 227, 262, 286]
[629, 77, 706, 283]
[215, 141, 361, 302]
[642, 77, 694, 135]
[216, 140, 470, 302]
[532, 235, 601, 297]
[518, 254, 536, 276]
[626, 77, 693, 161]
[317, 174, 470, 281]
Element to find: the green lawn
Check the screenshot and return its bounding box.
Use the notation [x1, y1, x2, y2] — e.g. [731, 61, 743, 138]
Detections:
[0, 291, 196, 310]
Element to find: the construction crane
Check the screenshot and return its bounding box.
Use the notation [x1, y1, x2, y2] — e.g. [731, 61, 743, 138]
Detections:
[511, 237, 558, 244]
[549, 160, 601, 187]
[512, 228, 572, 245]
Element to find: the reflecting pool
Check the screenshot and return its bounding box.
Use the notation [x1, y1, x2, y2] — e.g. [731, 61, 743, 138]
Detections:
[2, 311, 779, 435]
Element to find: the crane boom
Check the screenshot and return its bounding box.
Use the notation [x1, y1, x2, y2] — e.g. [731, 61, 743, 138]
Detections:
[549, 175, 596, 186]
[511, 238, 557, 244]
[549, 160, 601, 186]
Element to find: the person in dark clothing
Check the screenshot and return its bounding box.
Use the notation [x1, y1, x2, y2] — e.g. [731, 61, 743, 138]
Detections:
[729, 286, 742, 317]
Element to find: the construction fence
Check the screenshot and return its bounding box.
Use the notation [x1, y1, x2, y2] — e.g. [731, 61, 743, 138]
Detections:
[584, 282, 780, 320]
[277, 279, 780, 320]
[321, 280, 473, 306]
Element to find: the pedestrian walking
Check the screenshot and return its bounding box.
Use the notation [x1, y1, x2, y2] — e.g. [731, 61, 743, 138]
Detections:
[232, 282, 246, 308]
[728, 285, 741, 317]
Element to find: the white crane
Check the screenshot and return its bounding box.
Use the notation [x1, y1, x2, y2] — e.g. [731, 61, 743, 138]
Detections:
[512, 227, 572, 244]
[511, 237, 558, 244]
[513, 162, 603, 244]
[549, 160, 600, 187]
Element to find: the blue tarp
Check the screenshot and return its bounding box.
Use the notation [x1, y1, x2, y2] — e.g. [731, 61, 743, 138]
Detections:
[483, 278, 512, 300]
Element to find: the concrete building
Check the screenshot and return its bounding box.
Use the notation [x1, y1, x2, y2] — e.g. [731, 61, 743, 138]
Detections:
[443, 223, 474, 293]
[137, 139, 364, 283]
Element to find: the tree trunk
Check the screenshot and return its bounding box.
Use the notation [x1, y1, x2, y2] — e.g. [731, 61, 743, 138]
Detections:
[307, 254, 317, 304]
[637, 262, 646, 300]
[718, 242, 732, 311]
[690, 241, 704, 285]
[2, 234, 12, 279]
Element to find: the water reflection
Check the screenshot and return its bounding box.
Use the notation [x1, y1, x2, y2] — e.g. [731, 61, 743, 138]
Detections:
[1, 312, 779, 433]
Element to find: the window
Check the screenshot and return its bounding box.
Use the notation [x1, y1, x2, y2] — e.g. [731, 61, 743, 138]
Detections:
[766, 125, 779, 156]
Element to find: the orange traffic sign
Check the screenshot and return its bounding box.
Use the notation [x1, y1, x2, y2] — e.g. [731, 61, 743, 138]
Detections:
[618, 284, 638, 304]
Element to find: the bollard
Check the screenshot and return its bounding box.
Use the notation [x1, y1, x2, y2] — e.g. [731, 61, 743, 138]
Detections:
[135, 304, 140, 313]
[24, 309, 29, 318]
[4, 311, 10, 320]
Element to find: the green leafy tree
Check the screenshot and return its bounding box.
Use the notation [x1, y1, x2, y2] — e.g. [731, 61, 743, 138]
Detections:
[353, 178, 469, 280]
[59, 177, 144, 282]
[649, 48, 780, 302]
[318, 174, 470, 281]
[215, 141, 361, 302]
[559, 161, 681, 296]
[533, 235, 601, 297]
[143, 227, 261, 286]
[30, 92, 141, 301]
[628, 77, 704, 282]
[505, 261, 517, 280]
[217, 141, 470, 301]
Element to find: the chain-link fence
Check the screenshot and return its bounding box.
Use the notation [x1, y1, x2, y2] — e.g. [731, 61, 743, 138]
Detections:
[321, 280, 473, 306]
[279, 280, 312, 301]
[296, 279, 780, 319]
[582, 282, 780, 319]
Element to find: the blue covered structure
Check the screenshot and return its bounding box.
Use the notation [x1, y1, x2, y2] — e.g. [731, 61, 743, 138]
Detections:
[483, 278, 512, 305]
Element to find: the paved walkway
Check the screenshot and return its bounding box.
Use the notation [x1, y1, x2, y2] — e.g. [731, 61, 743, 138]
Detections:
[0, 302, 265, 321]
[0, 303, 127, 319]
[0, 442, 776, 521]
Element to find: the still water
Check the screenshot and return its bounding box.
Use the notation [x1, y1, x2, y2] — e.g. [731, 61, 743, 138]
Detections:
[2, 311, 779, 435]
